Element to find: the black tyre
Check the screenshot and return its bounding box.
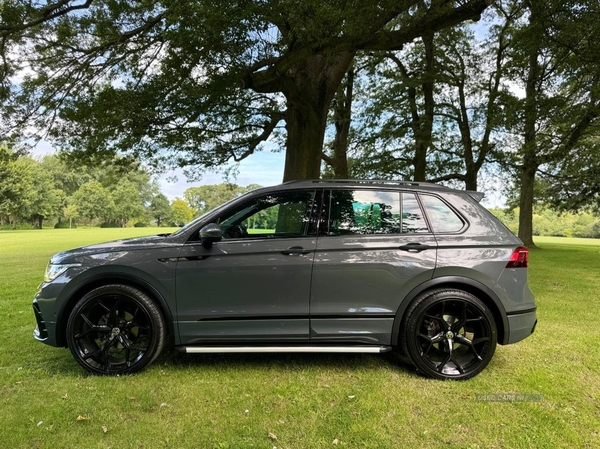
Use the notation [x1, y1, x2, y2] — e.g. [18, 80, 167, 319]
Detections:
[66, 284, 166, 375]
[402, 289, 497, 380]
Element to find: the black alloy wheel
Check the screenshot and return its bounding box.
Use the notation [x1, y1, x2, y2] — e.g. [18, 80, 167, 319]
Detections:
[403, 289, 497, 380]
[66, 284, 166, 375]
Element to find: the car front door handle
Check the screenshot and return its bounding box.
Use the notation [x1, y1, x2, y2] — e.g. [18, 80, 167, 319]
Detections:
[398, 243, 431, 253]
[281, 246, 312, 255]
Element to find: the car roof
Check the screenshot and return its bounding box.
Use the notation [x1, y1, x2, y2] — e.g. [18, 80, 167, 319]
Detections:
[247, 179, 485, 202]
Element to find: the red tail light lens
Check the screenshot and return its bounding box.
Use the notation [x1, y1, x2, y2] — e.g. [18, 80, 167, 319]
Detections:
[506, 246, 528, 268]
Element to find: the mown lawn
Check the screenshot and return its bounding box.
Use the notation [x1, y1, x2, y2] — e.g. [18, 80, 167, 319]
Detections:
[0, 230, 598, 448]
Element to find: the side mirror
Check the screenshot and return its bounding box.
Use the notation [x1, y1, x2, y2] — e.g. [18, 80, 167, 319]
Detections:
[199, 223, 222, 248]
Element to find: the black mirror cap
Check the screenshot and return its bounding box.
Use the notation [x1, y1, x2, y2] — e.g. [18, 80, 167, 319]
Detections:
[199, 223, 222, 248]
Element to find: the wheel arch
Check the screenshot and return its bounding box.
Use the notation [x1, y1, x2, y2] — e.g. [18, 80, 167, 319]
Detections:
[55, 273, 176, 348]
[392, 276, 508, 347]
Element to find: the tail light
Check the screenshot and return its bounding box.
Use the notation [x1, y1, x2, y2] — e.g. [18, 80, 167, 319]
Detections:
[506, 246, 528, 268]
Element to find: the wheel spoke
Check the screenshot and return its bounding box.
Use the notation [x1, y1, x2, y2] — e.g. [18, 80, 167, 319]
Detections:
[101, 337, 117, 372]
[97, 300, 111, 313]
[455, 334, 485, 361]
[118, 335, 133, 367]
[75, 314, 111, 339]
[451, 355, 465, 374]
[109, 298, 122, 326]
[436, 339, 453, 373]
[452, 301, 468, 332]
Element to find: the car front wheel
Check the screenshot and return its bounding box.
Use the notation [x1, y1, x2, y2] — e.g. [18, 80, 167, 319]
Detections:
[66, 284, 166, 375]
[402, 289, 497, 380]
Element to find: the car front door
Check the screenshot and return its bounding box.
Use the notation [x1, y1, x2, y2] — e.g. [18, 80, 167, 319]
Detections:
[176, 189, 319, 345]
[309, 189, 437, 345]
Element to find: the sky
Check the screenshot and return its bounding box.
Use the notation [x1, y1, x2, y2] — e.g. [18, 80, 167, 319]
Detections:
[32, 140, 286, 200]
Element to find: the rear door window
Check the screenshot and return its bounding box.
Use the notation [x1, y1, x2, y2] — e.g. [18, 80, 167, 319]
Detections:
[401, 193, 430, 233]
[326, 190, 401, 235]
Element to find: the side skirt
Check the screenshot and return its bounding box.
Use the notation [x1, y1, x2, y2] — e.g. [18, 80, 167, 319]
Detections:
[179, 345, 392, 354]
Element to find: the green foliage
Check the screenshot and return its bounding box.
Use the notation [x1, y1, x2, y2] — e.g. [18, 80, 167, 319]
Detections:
[2, 0, 492, 182]
[53, 220, 76, 229]
[149, 193, 172, 227]
[0, 146, 63, 228]
[111, 181, 145, 227]
[489, 206, 600, 239]
[71, 180, 114, 226]
[170, 198, 193, 227]
[184, 183, 246, 217]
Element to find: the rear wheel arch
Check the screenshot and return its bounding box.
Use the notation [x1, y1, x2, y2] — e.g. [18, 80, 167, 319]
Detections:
[56, 274, 175, 348]
[392, 276, 508, 348]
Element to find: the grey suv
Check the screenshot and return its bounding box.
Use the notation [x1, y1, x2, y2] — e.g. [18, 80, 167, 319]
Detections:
[33, 180, 537, 380]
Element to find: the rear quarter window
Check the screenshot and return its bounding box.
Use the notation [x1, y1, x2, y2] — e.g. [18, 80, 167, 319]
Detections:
[420, 195, 465, 233]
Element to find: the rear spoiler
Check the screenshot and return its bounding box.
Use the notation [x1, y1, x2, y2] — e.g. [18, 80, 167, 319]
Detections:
[467, 191, 485, 203]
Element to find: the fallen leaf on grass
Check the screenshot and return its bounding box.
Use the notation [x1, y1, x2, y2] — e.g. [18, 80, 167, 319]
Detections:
[347, 395, 356, 399]
[76, 415, 88, 421]
[333, 438, 340, 445]
[102, 426, 108, 434]
[36, 421, 43, 427]
[268, 432, 277, 440]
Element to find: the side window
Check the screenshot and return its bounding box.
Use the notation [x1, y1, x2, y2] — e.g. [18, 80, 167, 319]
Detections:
[420, 195, 464, 233]
[326, 190, 400, 235]
[401, 193, 429, 233]
[218, 190, 316, 239]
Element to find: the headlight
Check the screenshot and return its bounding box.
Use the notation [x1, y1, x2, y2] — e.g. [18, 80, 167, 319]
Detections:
[44, 263, 82, 282]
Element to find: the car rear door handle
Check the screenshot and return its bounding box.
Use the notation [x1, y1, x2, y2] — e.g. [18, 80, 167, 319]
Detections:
[398, 243, 431, 253]
[281, 246, 313, 255]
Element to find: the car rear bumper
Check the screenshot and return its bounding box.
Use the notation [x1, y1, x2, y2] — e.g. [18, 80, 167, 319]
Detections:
[505, 308, 537, 344]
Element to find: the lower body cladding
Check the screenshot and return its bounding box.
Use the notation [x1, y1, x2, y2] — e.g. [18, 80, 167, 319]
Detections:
[180, 345, 392, 353]
[506, 309, 537, 344]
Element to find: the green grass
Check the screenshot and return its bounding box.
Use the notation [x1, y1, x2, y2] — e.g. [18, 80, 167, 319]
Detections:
[0, 230, 598, 448]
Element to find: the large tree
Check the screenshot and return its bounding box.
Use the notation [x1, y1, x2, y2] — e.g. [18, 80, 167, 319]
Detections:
[1, 0, 492, 181]
[500, 0, 600, 245]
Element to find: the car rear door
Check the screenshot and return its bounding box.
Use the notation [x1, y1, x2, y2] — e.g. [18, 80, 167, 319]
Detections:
[309, 189, 437, 345]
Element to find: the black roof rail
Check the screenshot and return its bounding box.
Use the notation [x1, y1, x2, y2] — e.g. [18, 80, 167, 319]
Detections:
[282, 179, 448, 188]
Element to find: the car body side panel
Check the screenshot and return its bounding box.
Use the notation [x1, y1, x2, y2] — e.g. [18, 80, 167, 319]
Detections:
[309, 234, 437, 344]
[175, 238, 316, 344]
[34, 246, 182, 347]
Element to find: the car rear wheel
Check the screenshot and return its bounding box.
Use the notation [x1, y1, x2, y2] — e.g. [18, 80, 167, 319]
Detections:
[66, 284, 166, 375]
[402, 289, 497, 380]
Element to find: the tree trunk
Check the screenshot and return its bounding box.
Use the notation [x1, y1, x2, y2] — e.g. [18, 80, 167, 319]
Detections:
[412, 33, 435, 182]
[517, 0, 542, 248]
[282, 53, 354, 182]
[518, 162, 537, 246]
[464, 169, 478, 191]
[327, 66, 354, 178]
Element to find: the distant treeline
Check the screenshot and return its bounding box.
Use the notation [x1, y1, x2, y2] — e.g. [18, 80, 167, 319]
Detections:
[490, 208, 600, 239]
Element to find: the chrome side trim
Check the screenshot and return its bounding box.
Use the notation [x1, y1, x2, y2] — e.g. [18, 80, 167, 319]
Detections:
[183, 345, 392, 354]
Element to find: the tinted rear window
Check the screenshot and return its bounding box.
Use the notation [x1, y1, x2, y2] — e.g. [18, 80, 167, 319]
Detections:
[420, 195, 464, 233]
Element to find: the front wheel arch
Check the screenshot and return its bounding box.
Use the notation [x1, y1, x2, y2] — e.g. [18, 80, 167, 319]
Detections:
[66, 283, 167, 375]
[57, 275, 175, 348]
